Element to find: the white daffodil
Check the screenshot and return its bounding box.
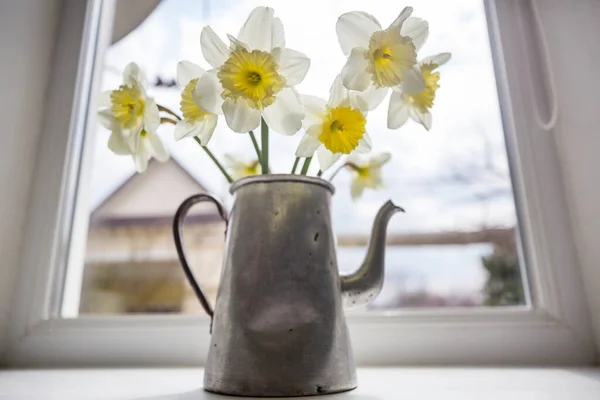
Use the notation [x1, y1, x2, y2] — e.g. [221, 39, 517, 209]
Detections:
[346, 152, 391, 200]
[127, 128, 170, 173]
[336, 7, 429, 113]
[295, 75, 373, 172]
[194, 6, 309, 135]
[97, 62, 168, 173]
[174, 61, 219, 144]
[225, 154, 261, 179]
[388, 53, 451, 130]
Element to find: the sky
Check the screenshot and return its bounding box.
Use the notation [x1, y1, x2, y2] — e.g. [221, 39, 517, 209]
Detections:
[85, 0, 522, 301]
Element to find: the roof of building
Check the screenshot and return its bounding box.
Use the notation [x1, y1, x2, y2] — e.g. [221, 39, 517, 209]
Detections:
[91, 157, 223, 226]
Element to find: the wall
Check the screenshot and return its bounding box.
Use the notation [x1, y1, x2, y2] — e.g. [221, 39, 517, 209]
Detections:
[0, 0, 62, 359]
[537, 0, 600, 353]
[1, 0, 600, 362]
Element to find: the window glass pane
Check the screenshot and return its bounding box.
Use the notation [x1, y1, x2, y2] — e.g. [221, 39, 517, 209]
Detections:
[70, 0, 526, 315]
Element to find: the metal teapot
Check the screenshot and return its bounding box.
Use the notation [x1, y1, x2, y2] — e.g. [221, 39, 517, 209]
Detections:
[173, 174, 402, 397]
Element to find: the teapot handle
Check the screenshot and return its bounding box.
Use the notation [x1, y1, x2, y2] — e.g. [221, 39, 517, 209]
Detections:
[173, 194, 228, 320]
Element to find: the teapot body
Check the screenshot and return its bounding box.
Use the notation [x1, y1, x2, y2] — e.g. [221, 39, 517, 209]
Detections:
[205, 175, 356, 397]
[174, 175, 403, 397]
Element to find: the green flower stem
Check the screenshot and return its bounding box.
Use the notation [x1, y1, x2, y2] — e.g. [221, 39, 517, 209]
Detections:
[160, 117, 177, 126]
[291, 157, 300, 174]
[328, 163, 351, 181]
[248, 130, 262, 164]
[300, 157, 312, 175]
[260, 117, 269, 174]
[159, 103, 230, 183]
[158, 104, 182, 121]
[193, 137, 233, 183]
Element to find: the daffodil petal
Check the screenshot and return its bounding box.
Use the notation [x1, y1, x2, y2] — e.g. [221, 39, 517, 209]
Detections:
[198, 114, 218, 145]
[201, 26, 229, 68]
[350, 179, 365, 201]
[134, 154, 149, 173]
[341, 47, 371, 91]
[317, 146, 342, 172]
[388, 91, 409, 129]
[262, 88, 304, 135]
[401, 17, 429, 51]
[275, 48, 310, 86]
[133, 140, 150, 173]
[401, 66, 426, 94]
[143, 98, 160, 133]
[128, 127, 142, 154]
[389, 6, 413, 30]
[371, 152, 392, 167]
[336, 11, 382, 56]
[97, 91, 112, 108]
[355, 133, 372, 153]
[174, 121, 198, 141]
[410, 108, 432, 130]
[421, 52, 452, 67]
[147, 133, 169, 162]
[300, 95, 327, 129]
[177, 61, 205, 86]
[296, 132, 321, 157]
[373, 172, 384, 187]
[123, 62, 147, 87]
[222, 98, 261, 133]
[98, 109, 114, 129]
[422, 112, 433, 130]
[237, 6, 283, 51]
[226, 33, 250, 51]
[194, 71, 223, 115]
[329, 74, 349, 107]
[305, 124, 322, 137]
[351, 83, 388, 112]
[224, 154, 238, 167]
[271, 17, 286, 49]
[108, 131, 130, 155]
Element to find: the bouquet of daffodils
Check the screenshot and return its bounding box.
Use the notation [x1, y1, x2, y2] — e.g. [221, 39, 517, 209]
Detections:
[97, 6, 450, 200]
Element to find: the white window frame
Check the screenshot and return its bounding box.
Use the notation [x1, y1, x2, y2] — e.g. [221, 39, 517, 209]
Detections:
[4, 0, 597, 367]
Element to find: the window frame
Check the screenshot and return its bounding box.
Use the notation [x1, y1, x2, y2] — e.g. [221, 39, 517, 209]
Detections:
[5, 0, 597, 367]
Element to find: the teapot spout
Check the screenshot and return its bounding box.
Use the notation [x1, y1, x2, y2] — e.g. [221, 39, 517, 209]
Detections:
[341, 200, 403, 308]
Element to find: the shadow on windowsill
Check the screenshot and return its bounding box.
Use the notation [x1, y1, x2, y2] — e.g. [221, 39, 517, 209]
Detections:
[135, 388, 383, 400]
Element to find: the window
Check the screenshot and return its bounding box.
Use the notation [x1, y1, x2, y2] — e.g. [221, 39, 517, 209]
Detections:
[69, 0, 525, 317]
[5, 0, 595, 367]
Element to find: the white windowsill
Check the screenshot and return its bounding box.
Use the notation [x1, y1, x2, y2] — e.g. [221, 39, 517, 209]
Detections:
[0, 367, 599, 399]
